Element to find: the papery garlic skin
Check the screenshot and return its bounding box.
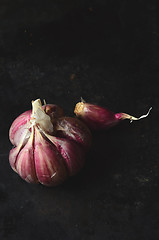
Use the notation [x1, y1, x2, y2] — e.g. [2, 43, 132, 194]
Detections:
[56, 117, 92, 151]
[30, 99, 54, 134]
[9, 101, 64, 146]
[9, 110, 32, 145]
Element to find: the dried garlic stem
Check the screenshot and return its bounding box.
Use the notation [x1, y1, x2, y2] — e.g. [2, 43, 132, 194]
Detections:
[30, 99, 53, 133]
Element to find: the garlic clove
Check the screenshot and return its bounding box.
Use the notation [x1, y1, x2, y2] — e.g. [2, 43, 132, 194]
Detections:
[9, 144, 23, 172]
[55, 117, 92, 151]
[34, 127, 68, 186]
[74, 102, 118, 130]
[75, 101, 152, 130]
[9, 126, 31, 172]
[9, 110, 32, 145]
[11, 123, 31, 147]
[15, 129, 38, 183]
[44, 133, 85, 176]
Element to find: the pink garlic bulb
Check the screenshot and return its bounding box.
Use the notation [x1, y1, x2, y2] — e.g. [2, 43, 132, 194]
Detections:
[9, 99, 91, 186]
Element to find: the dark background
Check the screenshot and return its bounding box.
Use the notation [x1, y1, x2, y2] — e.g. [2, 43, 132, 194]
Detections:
[0, 0, 159, 239]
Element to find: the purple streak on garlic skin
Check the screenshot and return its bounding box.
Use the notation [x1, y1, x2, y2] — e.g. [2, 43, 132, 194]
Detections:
[45, 133, 85, 176]
[15, 129, 38, 183]
[56, 117, 92, 151]
[34, 127, 68, 186]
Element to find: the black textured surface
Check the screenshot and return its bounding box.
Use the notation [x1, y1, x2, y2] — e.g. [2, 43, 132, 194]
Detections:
[0, 1, 159, 239]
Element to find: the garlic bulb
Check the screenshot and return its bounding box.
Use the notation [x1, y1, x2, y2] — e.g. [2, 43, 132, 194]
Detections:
[9, 99, 91, 186]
